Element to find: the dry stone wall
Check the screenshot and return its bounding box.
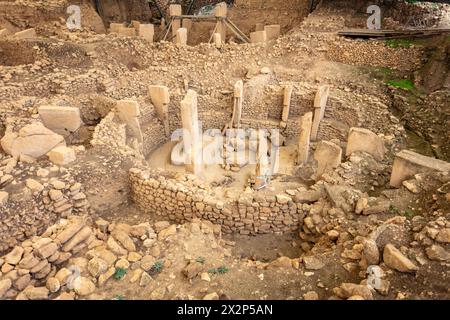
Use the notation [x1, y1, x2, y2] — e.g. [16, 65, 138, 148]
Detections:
[129, 168, 306, 235]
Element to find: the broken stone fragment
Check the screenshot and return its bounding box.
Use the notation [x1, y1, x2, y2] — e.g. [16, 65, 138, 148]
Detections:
[303, 255, 324, 270]
[182, 261, 204, 279]
[62, 226, 92, 252]
[56, 219, 85, 244]
[158, 224, 177, 240]
[383, 244, 418, 273]
[1, 123, 65, 161]
[23, 286, 49, 300]
[5, 246, 24, 265]
[47, 146, 76, 165]
[73, 277, 96, 296]
[0, 279, 12, 299]
[112, 230, 136, 252]
[334, 283, 373, 300]
[0, 191, 9, 206]
[425, 245, 450, 261]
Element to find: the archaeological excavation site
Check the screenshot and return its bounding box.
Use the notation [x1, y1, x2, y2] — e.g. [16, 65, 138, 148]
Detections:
[0, 0, 449, 303]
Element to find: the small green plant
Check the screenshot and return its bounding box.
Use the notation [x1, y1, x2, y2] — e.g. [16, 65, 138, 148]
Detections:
[208, 268, 218, 274]
[208, 266, 229, 275]
[401, 209, 416, 218]
[151, 260, 164, 273]
[385, 39, 415, 48]
[113, 294, 125, 300]
[217, 265, 229, 274]
[385, 79, 415, 91]
[113, 267, 127, 280]
[389, 204, 400, 214]
[196, 256, 206, 264]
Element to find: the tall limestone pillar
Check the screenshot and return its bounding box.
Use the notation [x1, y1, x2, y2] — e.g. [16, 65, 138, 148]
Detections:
[215, 2, 227, 43]
[148, 85, 170, 136]
[231, 80, 244, 128]
[180, 90, 202, 175]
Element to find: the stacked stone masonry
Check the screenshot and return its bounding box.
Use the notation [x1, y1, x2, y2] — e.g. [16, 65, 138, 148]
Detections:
[129, 168, 305, 235]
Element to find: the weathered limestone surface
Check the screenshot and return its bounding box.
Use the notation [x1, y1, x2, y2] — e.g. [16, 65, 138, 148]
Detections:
[214, 33, 222, 49]
[180, 90, 202, 175]
[265, 25, 281, 40]
[176, 28, 188, 46]
[390, 150, 450, 187]
[38, 106, 82, 137]
[281, 85, 293, 128]
[170, 4, 182, 42]
[314, 140, 342, 179]
[231, 80, 244, 128]
[148, 85, 170, 136]
[311, 85, 330, 141]
[215, 2, 227, 41]
[139, 24, 154, 42]
[297, 112, 313, 165]
[109, 23, 123, 33]
[13, 28, 36, 39]
[47, 146, 76, 166]
[250, 31, 267, 43]
[1, 123, 65, 162]
[116, 100, 143, 143]
[346, 127, 385, 161]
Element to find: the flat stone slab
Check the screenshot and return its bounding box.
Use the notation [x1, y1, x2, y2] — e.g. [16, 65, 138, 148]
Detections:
[38, 106, 81, 136]
[390, 150, 450, 187]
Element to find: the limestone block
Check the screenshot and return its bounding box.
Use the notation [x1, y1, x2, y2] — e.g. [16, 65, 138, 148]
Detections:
[250, 31, 267, 43]
[314, 140, 342, 179]
[148, 85, 170, 121]
[1, 123, 65, 161]
[116, 100, 143, 143]
[13, 28, 36, 39]
[0, 191, 8, 206]
[297, 112, 313, 165]
[139, 24, 154, 42]
[109, 23, 124, 33]
[215, 2, 228, 18]
[346, 127, 385, 161]
[213, 33, 222, 49]
[47, 146, 76, 165]
[176, 28, 188, 46]
[38, 106, 81, 136]
[281, 85, 293, 123]
[169, 4, 182, 16]
[264, 25, 281, 40]
[255, 23, 265, 32]
[311, 85, 330, 141]
[180, 90, 202, 175]
[390, 150, 450, 187]
[118, 27, 136, 37]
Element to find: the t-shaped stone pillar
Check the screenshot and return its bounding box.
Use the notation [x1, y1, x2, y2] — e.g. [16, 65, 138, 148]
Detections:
[280, 85, 293, 129]
[231, 80, 244, 129]
[311, 85, 330, 141]
[176, 28, 188, 46]
[170, 4, 182, 43]
[180, 90, 202, 175]
[116, 99, 143, 152]
[215, 2, 227, 42]
[148, 85, 170, 136]
[297, 112, 313, 165]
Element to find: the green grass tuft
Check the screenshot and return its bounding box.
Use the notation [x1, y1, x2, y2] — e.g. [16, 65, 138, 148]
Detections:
[385, 79, 415, 90]
[113, 267, 127, 280]
[385, 39, 415, 48]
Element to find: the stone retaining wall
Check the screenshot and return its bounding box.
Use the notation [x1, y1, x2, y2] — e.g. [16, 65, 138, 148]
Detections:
[129, 168, 306, 235]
